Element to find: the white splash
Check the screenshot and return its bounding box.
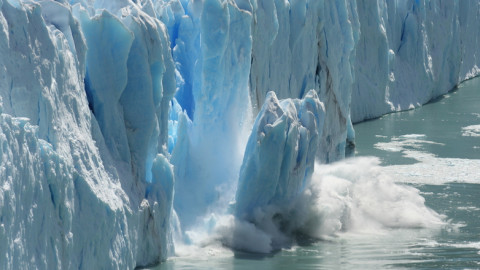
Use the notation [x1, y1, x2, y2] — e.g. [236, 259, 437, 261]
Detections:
[173, 157, 445, 255]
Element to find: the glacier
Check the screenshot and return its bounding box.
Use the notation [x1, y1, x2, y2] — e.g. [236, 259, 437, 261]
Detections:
[352, 0, 480, 122]
[0, 0, 479, 268]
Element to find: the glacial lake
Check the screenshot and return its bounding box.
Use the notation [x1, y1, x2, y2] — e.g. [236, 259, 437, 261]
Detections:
[153, 77, 480, 269]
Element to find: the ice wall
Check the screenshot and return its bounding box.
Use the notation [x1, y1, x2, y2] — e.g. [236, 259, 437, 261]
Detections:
[351, 0, 480, 123]
[0, 0, 175, 269]
[248, 0, 359, 163]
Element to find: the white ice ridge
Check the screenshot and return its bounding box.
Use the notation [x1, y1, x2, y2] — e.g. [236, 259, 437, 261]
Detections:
[0, 0, 480, 269]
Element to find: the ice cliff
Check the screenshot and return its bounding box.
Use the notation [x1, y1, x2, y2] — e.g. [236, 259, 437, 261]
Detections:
[0, 0, 174, 268]
[352, 0, 480, 122]
[0, 0, 479, 269]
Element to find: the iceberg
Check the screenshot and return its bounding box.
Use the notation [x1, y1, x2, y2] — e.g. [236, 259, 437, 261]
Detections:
[0, 0, 479, 268]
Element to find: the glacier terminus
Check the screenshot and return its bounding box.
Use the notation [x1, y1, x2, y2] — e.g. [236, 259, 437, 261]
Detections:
[0, 0, 479, 269]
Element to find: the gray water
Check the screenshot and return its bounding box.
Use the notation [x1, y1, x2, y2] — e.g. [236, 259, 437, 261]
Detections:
[155, 78, 480, 269]
[355, 78, 480, 164]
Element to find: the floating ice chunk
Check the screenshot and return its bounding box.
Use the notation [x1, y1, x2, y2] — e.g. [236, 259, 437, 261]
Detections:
[374, 135, 444, 157]
[462, 125, 480, 137]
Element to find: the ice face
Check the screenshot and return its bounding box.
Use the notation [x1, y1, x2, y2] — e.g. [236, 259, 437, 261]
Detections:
[0, 0, 175, 269]
[235, 90, 325, 222]
[1, 0, 480, 269]
[351, 0, 480, 123]
[74, 7, 134, 165]
[248, 0, 359, 163]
